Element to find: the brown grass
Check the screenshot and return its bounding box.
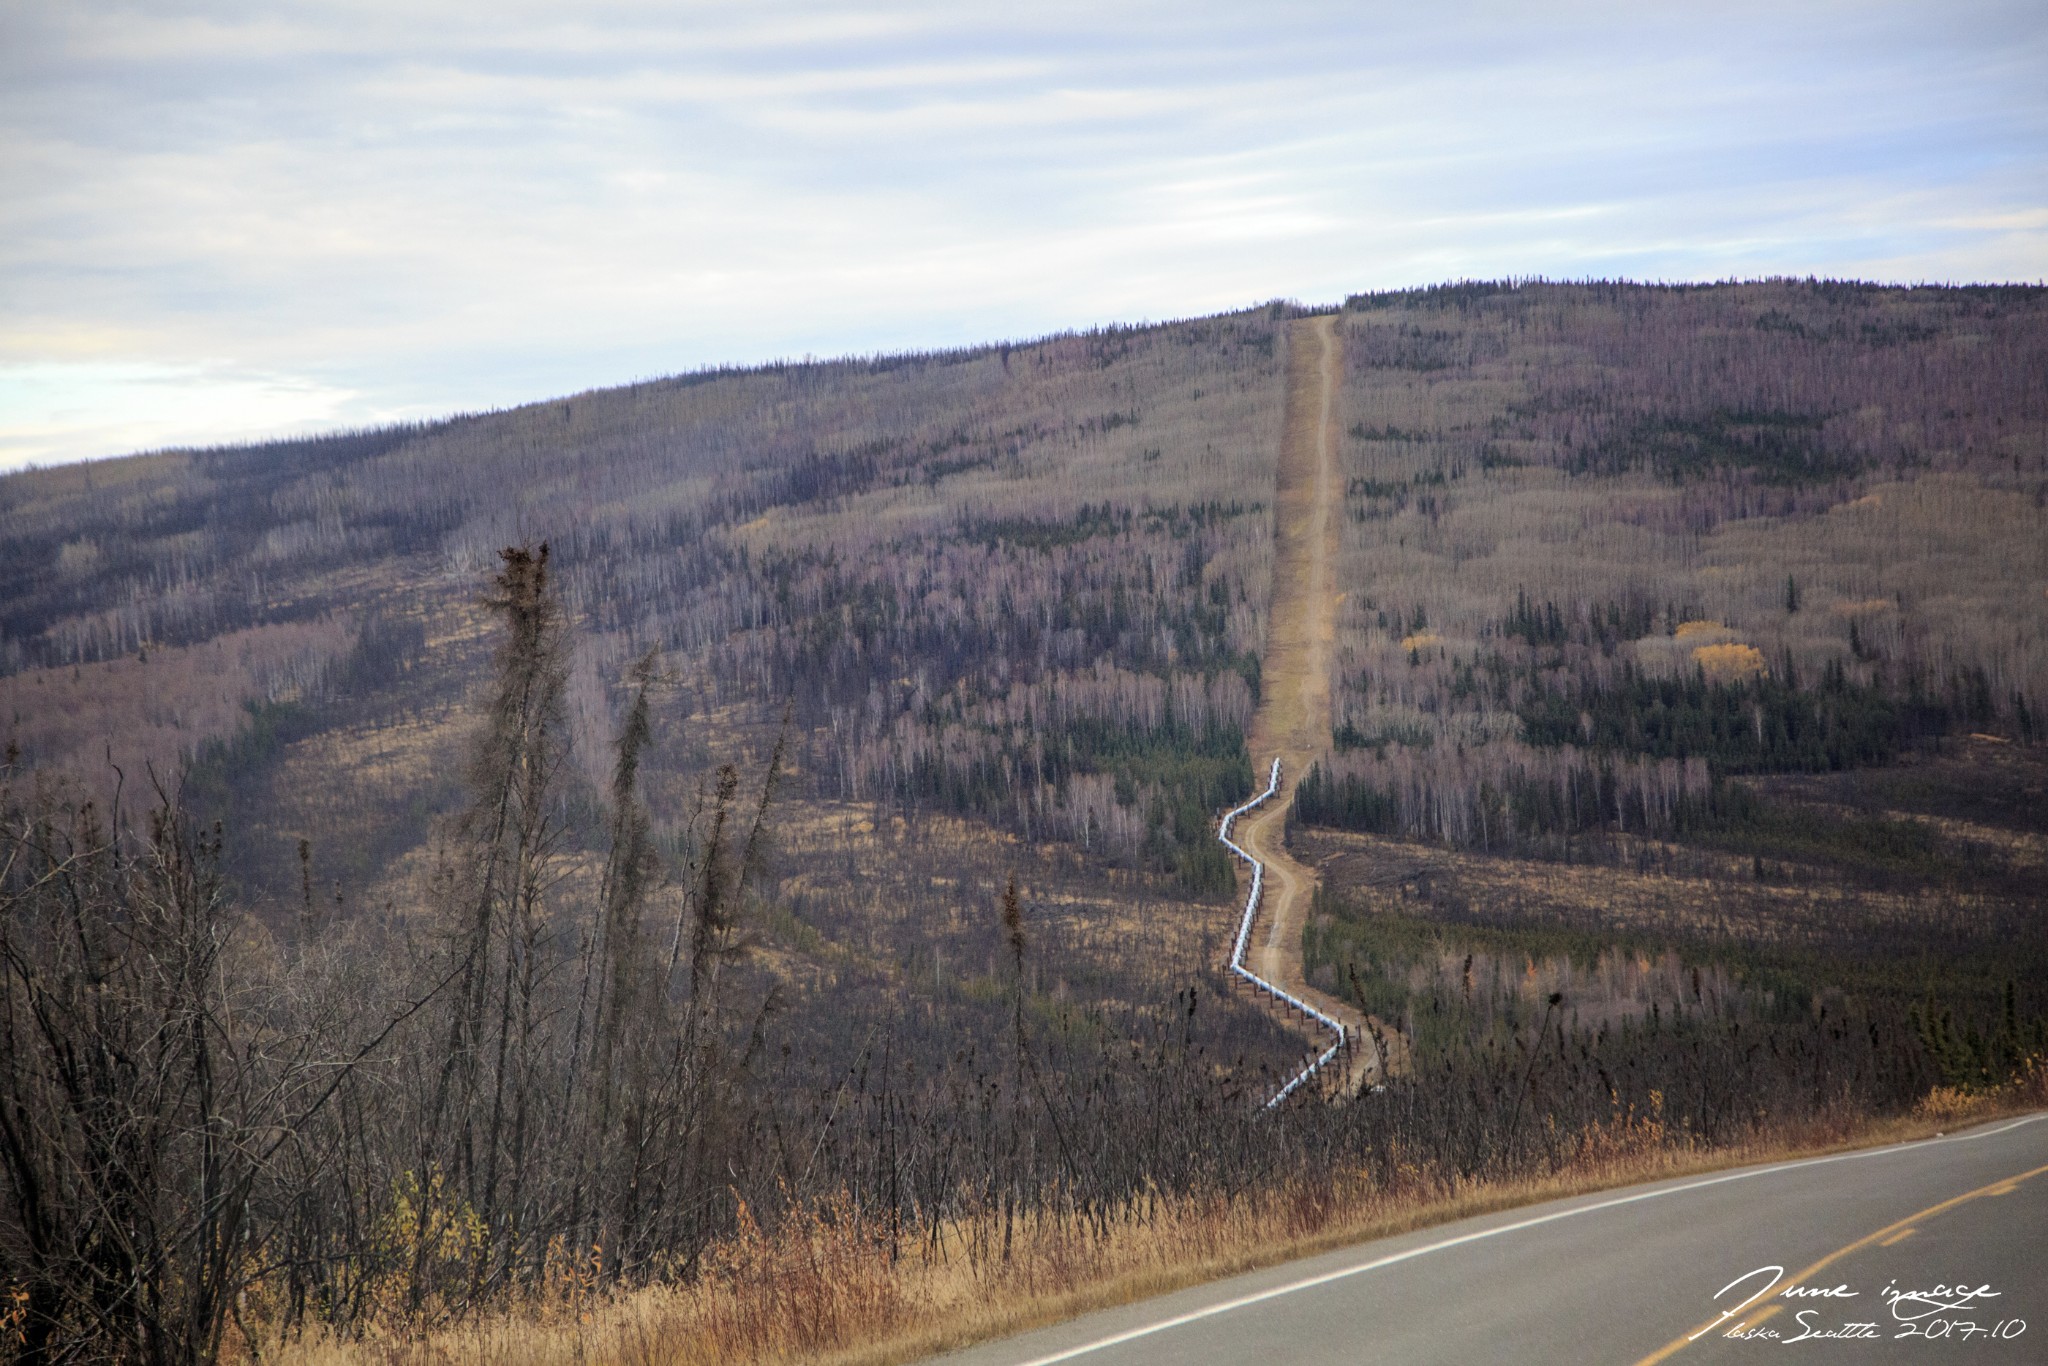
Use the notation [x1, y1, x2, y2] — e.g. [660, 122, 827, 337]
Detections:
[1388, 854, 1974, 952]
[256, 1075, 2045, 1366]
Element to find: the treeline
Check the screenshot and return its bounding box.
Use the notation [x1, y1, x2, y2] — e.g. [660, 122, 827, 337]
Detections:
[1297, 657, 2009, 852]
[1345, 279, 2048, 494]
[1515, 657, 1963, 773]
[701, 506, 1270, 890]
[8, 284, 2043, 914]
[1500, 590, 1659, 650]
[0, 310, 1285, 676]
[896, 709, 1252, 894]
[1294, 747, 1711, 850]
[0, 421, 472, 670]
[1302, 588, 2023, 854]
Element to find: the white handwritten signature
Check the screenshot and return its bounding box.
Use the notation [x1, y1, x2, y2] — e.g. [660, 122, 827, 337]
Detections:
[1690, 1265, 2020, 1344]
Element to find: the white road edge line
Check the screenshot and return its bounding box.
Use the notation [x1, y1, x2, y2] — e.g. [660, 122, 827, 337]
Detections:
[1001, 1114, 2045, 1366]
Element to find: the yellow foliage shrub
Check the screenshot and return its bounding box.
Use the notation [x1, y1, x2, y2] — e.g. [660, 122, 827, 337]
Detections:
[1398, 632, 1442, 652]
[1673, 620, 1726, 640]
[1693, 643, 1766, 683]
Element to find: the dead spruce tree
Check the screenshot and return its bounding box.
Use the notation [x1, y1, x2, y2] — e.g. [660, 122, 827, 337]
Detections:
[400, 548, 788, 1306]
[583, 721, 789, 1279]
[414, 543, 574, 1305]
[559, 653, 660, 1266]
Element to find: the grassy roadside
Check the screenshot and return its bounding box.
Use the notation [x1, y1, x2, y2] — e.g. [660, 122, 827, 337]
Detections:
[264, 1078, 2044, 1366]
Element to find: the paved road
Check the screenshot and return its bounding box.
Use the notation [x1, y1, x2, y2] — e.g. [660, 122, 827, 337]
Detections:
[936, 1114, 2047, 1365]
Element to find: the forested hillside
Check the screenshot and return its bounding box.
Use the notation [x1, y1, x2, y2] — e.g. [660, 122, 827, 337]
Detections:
[1305, 280, 2046, 854]
[3, 282, 2046, 1362]
[2, 315, 1286, 901]
[1290, 283, 2048, 1194]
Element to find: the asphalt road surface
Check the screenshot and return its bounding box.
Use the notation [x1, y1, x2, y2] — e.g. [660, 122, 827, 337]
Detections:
[935, 1113, 2047, 1365]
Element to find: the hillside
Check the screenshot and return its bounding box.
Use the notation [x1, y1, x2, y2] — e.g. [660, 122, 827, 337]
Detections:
[7, 281, 2042, 1050]
[3, 281, 2047, 1361]
[3, 309, 1312, 1071]
[1295, 282, 2048, 1080]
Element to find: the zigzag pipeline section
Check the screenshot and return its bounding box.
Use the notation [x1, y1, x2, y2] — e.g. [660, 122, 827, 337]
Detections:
[1219, 757, 1348, 1108]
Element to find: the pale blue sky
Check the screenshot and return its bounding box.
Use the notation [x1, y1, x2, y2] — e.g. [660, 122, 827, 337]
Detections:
[3, 0, 2044, 469]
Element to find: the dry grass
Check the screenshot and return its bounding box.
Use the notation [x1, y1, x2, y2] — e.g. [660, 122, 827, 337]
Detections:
[1300, 824, 1855, 944]
[255, 1075, 2045, 1366]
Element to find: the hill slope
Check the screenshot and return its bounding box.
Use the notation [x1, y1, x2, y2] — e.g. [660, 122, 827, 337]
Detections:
[5, 280, 2048, 1361]
[3, 283, 2046, 1052]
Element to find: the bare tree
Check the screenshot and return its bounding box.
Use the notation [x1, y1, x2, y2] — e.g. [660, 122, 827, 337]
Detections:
[0, 771, 373, 1363]
[414, 543, 573, 1305]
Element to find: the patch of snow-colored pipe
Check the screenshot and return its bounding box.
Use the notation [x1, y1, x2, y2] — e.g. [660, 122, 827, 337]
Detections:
[1218, 758, 1348, 1109]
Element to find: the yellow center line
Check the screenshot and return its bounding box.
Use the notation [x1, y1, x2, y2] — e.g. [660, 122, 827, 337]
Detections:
[1878, 1228, 1917, 1248]
[1633, 1160, 2048, 1365]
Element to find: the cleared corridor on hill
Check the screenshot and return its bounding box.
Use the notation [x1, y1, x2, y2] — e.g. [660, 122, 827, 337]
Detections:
[1235, 314, 1396, 1095]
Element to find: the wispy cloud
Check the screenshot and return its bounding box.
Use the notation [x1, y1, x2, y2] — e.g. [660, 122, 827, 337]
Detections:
[0, 361, 364, 469]
[2, 0, 2044, 468]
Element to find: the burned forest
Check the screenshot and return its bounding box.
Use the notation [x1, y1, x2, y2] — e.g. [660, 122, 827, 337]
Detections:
[3, 281, 2046, 1363]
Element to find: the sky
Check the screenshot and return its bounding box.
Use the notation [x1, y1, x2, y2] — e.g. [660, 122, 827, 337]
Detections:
[2, 0, 2045, 471]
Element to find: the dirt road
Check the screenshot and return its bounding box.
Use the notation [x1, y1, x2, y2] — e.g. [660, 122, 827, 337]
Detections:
[1239, 315, 1394, 1094]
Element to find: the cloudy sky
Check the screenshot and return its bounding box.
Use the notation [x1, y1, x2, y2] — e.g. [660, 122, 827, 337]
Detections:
[3, 0, 2044, 470]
